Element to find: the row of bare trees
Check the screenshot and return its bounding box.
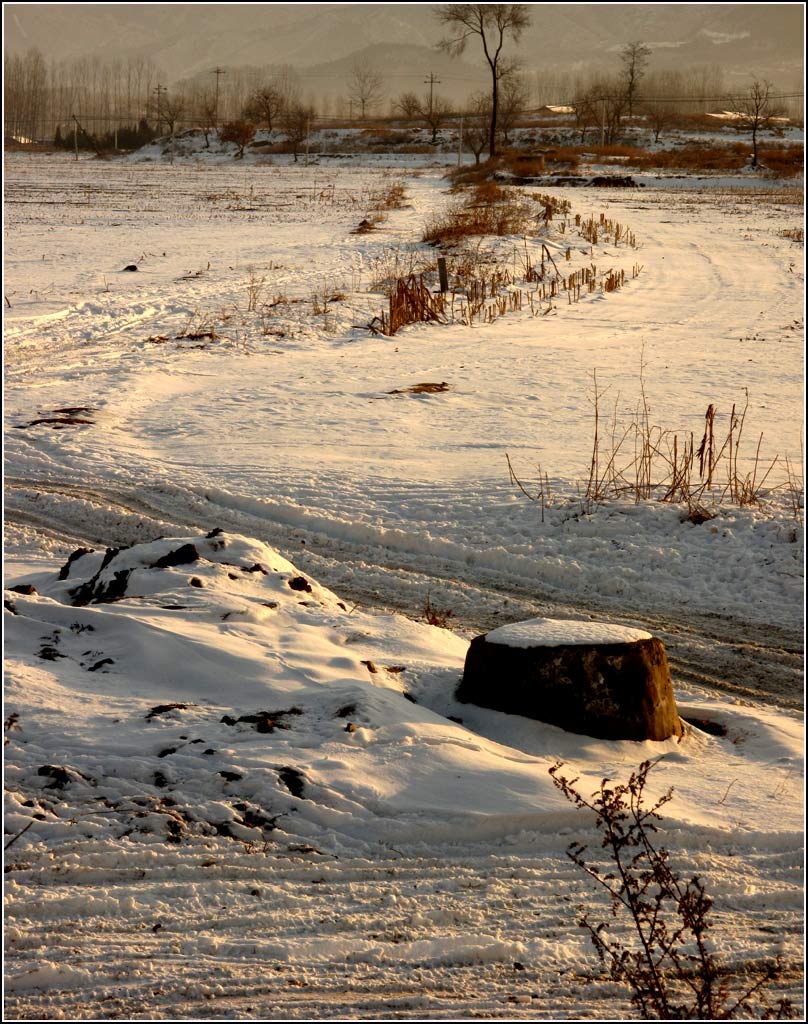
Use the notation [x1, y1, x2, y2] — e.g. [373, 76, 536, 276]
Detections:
[4, 49, 164, 143]
[5, 4, 798, 159]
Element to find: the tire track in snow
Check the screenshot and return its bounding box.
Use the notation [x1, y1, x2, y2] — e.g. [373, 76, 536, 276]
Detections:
[4, 474, 802, 710]
[5, 836, 802, 1021]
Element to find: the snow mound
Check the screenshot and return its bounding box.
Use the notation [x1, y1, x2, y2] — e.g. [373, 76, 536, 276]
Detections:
[4, 530, 803, 857]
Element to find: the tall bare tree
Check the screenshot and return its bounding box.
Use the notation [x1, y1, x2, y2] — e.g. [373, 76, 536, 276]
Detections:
[620, 40, 652, 117]
[730, 78, 784, 167]
[347, 63, 384, 119]
[437, 4, 531, 159]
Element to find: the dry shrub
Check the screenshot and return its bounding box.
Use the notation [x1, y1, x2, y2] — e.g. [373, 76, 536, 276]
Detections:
[503, 150, 546, 177]
[551, 759, 794, 1020]
[757, 145, 803, 177]
[541, 146, 582, 170]
[368, 182, 408, 210]
[447, 158, 505, 187]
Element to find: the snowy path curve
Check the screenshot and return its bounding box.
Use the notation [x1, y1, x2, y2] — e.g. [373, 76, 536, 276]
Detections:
[4, 157, 804, 712]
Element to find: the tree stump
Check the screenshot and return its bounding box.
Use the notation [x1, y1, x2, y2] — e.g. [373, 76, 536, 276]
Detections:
[457, 618, 683, 741]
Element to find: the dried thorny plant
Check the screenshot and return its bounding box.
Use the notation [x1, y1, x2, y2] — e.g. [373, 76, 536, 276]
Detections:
[549, 758, 793, 1020]
[422, 593, 454, 628]
[506, 453, 552, 523]
[244, 267, 266, 312]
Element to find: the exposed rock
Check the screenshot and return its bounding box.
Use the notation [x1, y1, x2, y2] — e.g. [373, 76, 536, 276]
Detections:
[457, 618, 682, 741]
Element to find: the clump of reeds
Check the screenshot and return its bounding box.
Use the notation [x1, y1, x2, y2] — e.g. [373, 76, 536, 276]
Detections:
[582, 365, 781, 516]
[375, 274, 448, 336]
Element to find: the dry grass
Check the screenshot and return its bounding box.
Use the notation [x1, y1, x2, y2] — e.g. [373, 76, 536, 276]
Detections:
[423, 182, 539, 245]
[632, 143, 802, 176]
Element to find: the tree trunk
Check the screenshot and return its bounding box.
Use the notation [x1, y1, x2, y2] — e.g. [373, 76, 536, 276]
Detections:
[489, 68, 498, 159]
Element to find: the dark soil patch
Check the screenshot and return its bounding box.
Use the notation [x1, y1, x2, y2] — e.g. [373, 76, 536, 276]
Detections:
[37, 644, 66, 661]
[87, 657, 114, 672]
[288, 576, 313, 593]
[8, 584, 38, 595]
[277, 767, 306, 798]
[151, 544, 200, 569]
[220, 707, 303, 733]
[15, 416, 95, 429]
[58, 547, 95, 580]
[146, 703, 193, 720]
[388, 381, 449, 395]
[683, 716, 728, 737]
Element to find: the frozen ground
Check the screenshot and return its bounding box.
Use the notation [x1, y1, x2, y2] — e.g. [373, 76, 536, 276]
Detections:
[3, 151, 804, 1019]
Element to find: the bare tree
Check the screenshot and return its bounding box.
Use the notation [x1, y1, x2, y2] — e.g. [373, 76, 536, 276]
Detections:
[572, 87, 600, 144]
[282, 102, 315, 162]
[437, 4, 531, 159]
[496, 71, 530, 146]
[394, 91, 421, 120]
[641, 97, 677, 143]
[620, 40, 652, 117]
[243, 84, 286, 138]
[219, 119, 256, 158]
[730, 78, 784, 167]
[583, 76, 629, 145]
[160, 92, 187, 136]
[462, 92, 491, 164]
[421, 93, 454, 143]
[196, 92, 218, 147]
[347, 63, 384, 119]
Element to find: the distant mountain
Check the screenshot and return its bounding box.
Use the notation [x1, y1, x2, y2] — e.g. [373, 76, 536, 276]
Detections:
[4, 2, 804, 96]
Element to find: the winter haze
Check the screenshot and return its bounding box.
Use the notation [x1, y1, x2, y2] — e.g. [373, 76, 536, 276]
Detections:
[4, 2, 805, 100]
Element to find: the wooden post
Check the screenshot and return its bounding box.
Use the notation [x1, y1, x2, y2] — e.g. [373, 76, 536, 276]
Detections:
[437, 256, 449, 293]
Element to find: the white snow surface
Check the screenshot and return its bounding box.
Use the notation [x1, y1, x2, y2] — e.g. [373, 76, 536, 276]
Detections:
[484, 618, 652, 648]
[3, 150, 804, 1019]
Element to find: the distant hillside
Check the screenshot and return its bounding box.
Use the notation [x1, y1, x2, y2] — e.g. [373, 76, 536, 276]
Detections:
[4, 2, 804, 99]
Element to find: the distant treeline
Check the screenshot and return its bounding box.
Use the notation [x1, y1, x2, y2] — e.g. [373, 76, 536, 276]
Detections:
[4, 45, 803, 147]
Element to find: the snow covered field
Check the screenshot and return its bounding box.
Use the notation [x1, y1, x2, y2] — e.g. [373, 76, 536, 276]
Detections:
[3, 151, 804, 1019]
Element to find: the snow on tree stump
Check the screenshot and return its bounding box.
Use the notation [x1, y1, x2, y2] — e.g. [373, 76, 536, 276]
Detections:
[457, 618, 683, 741]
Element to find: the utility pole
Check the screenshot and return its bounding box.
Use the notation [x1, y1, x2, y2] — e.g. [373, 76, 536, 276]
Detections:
[457, 114, 463, 166]
[424, 72, 441, 115]
[212, 67, 226, 127]
[153, 84, 166, 133]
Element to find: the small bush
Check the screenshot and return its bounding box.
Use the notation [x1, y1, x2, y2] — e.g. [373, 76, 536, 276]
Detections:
[550, 758, 793, 1020]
